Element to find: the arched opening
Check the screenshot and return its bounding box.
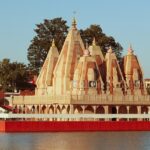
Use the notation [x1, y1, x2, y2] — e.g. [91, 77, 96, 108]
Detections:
[109, 106, 117, 121]
[61, 105, 67, 114]
[109, 106, 117, 114]
[49, 105, 54, 114]
[129, 106, 137, 114]
[129, 106, 138, 121]
[96, 106, 104, 121]
[36, 105, 40, 114]
[141, 106, 148, 121]
[56, 105, 61, 114]
[67, 105, 70, 114]
[96, 106, 104, 113]
[119, 106, 127, 114]
[119, 106, 127, 121]
[85, 105, 94, 121]
[74, 105, 83, 114]
[74, 105, 83, 121]
[48, 105, 54, 121]
[31, 105, 35, 114]
[42, 105, 47, 114]
[13, 105, 18, 113]
[23, 105, 25, 114]
[85, 105, 94, 114]
[61, 105, 68, 121]
[18, 106, 22, 113]
[25, 106, 30, 114]
[141, 106, 148, 114]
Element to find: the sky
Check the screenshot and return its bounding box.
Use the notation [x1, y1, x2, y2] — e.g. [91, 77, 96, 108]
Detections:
[0, 0, 150, 78]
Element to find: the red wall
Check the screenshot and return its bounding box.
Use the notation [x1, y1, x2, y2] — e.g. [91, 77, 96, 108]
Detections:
[1, 121, 150, 132]
[0, 121, 5, 132]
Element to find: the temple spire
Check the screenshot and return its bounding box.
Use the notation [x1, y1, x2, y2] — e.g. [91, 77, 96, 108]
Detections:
[72, 17, 77, 28]
[128, 44, 134, 54]
[84, 42, 90, 56]
[52, 39, 56, 47]
[108, 46, 113, 53]
[92, 37, 96, 46]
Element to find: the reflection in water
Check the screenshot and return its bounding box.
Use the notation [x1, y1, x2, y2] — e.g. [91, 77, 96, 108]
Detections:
[0, 132, 150, 150]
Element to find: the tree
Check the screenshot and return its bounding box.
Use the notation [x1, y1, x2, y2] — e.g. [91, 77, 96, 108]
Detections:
[80, 24, 123, 60]
[27, 18, 123, 74]
[0, 59, 28, 92]
[27, 18, 69, 73]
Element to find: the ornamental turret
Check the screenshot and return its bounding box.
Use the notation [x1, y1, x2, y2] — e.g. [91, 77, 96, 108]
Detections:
[35, 39, 59, 95]
[123, 45, 145, 95]
[72, 46, 104, 95]
[105, 47, 126, 94]
[53, 19, 85, 95]
[89, 38, 106, 87]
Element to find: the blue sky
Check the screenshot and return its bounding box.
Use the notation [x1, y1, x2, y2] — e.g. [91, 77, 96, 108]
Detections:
[0, 0, 150, 78]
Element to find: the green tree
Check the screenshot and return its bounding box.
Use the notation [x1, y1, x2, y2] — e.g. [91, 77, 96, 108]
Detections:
[27, 18, 123, 74]
[27, 18, 69, 73]
[0, 59, 28, 92]
[80, 24, 123, 60]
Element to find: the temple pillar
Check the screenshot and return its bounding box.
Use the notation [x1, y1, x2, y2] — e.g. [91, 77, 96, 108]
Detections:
[81, 105, 86, 121]
[82, 105, 85, 114]
[116, 106, 119, 121]
[69, 105, 74, 114]
[148, 106, 150, 121]
[137, 106, 142, 121]
[137, 106, 141, 114]
[127, 106, 130, 121]
[104, 105, 109, 121]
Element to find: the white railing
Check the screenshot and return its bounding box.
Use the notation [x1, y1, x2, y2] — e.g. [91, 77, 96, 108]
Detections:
[0, 114, 150, 119]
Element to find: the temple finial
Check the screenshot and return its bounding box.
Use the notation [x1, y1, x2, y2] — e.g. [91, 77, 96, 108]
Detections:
[52, 39, 55, 47]
[108, 46, 113, 53]
[72, 17, 77, 28]
[84, 41, 90, 56]
[92, 37, 96, 46]
[128, 44, 134, 54]
[85, 41, 89, 49]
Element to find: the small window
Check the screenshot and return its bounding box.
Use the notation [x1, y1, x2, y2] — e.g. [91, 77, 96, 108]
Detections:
[73, 80, 77, 88]
[80, 81, 85, 88]
[134, 80, 140, 87]
[116, 84, 120, 88]
[89, 81, 97, 88]
[147, 84, 150, 88]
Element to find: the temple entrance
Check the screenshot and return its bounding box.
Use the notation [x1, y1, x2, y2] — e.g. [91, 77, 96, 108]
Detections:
[109, 106, 117, 121]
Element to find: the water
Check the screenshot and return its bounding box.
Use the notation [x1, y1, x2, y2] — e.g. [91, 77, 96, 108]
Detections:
[0, 132, 150, 150]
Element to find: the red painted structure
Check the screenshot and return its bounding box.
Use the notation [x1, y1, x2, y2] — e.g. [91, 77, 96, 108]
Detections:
[1, 121, 150, 132]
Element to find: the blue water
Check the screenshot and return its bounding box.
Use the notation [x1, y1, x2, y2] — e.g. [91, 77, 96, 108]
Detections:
[0, 132, 150, 150]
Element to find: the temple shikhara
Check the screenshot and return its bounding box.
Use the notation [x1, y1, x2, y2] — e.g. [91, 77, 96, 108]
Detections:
[13, 19, 150, 120]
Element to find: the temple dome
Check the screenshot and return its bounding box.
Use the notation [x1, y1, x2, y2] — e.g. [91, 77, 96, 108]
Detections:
[72, 47, 104, 95]
[123, 45, 145, 95]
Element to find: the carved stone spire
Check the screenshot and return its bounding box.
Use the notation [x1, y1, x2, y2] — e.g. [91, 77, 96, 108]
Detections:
[53, 19, 85, 95]
[35, 39, 59, 95]
[123, 45, 145, 95]
[105, 46, 125, 94]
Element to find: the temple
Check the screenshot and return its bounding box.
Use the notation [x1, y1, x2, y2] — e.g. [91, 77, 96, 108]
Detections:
[13, 19, 150, 120]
